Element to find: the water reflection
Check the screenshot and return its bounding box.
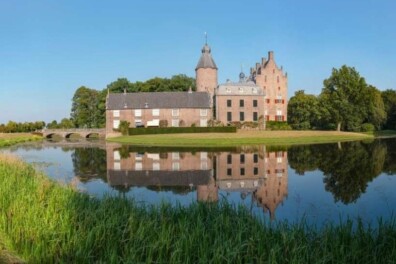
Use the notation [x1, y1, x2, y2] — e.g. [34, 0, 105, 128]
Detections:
[288, 140, 390, 204]
[102, 143, 288, 219]
[6, 138, 396, 223]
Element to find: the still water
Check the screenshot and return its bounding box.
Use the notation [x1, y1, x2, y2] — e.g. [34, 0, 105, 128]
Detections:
[2, 138, 396, 226]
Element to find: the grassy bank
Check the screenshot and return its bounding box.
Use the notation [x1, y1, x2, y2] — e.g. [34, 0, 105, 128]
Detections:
[0, 133, 41, 148]
[1, 154, 396, 263]
[108, 130, 373, 147]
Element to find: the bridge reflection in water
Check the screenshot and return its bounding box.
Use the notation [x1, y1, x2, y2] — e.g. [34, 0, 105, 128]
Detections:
[106, 144, 288, 220]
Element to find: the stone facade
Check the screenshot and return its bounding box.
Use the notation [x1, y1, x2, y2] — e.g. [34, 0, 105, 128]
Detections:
[196, 68, 218, 98]
[106, 107, 210, 134]
[215, 74, 265, 124]
[250, 51, 288, 121]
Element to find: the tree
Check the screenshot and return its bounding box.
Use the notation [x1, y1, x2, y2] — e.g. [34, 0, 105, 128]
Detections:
[47, 120, 59, 129]
[59, 118, 75, 129]
[71, 86, 101, 128]
[287, 90, 321, 130]
[321, 66, 370, 131]
[365, 85, 386, 129]
[381, 89, 396, 130]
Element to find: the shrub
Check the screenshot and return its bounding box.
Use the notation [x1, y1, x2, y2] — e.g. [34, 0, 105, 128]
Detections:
[179, 120, 186, 127]
[241, 121, 258, 129]
[159, 120, 168, 128]
[266, 121, 292, 130]
[118, 121, 130, 135]
[361, 123, 375, 132]
[229, 121, 242, 129]
[208, 119, 224, 127]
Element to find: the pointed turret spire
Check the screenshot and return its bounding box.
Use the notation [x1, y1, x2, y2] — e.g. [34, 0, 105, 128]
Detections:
[195, 33, 217, 70]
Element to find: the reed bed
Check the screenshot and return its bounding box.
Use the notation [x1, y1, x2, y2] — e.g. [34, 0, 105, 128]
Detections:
[1, 154, 396, 263]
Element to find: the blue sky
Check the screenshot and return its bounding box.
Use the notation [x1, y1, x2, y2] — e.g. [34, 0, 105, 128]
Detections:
[1, 0, 395, 123]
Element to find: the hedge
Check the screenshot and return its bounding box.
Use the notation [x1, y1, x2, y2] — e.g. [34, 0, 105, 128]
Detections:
[128, 126, 237, 135]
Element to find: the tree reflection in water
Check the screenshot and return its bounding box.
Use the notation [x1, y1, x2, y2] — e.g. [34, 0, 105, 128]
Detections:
[288, 140, 391, 204]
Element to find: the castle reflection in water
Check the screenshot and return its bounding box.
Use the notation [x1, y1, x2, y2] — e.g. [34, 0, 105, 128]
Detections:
[106, 144, 288, 219]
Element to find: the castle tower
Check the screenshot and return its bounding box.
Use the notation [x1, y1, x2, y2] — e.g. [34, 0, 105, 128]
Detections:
[195, 43, 218, 100]
[250, 51, 288, 122]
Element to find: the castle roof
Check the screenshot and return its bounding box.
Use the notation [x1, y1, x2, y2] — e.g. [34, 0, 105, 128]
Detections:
[195, 44, 217, 70]
[107, 92, 211, 110]
[217, 76, 264, 95]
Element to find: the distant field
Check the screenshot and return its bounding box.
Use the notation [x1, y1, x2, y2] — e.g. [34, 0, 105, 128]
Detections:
[0, 133, 41, 147]
[109, 130, 373, 147]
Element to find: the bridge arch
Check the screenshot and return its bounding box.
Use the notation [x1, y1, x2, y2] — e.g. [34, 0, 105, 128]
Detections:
[45, 133, 61, 139]
[65, 133, 81, 139]
[85, 133, 100, 138]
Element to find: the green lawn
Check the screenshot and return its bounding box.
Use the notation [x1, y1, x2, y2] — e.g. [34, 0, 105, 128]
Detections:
[0, 133, 42, 148]
[108, 130, 373, 147]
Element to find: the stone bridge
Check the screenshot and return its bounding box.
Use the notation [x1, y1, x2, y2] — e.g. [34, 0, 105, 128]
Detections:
[41, 128, 106, 139]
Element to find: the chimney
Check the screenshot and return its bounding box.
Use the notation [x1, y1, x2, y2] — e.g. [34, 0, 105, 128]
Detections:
[256, 63, 260, 71]
[250, 67, 254, 74]
[261, 57, 267, 65]
[268, 51, 274, 60]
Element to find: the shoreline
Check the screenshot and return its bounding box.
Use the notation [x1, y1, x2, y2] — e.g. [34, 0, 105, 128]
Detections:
[107, 130, 374, 147]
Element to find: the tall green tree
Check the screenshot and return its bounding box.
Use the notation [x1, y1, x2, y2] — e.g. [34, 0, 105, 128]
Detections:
[320, 66, 369, 131]
[365, 85, 386, 129]
[287, 90, 321, 130]
[71, 86, 101, 128]
[381, 89, 396, 130]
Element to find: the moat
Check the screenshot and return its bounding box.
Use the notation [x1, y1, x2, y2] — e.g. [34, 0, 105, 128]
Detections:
[2, 138, 396, 226]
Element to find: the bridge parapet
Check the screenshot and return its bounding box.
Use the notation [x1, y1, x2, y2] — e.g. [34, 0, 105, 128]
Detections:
[41, 128, 106, 139]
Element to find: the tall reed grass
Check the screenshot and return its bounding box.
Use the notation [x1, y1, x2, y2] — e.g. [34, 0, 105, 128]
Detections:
[1, 154, 396, 263]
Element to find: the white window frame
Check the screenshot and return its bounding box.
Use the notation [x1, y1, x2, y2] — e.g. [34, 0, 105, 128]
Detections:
[172, 162, 180, 171]
[200, 161, 208, 170]
[172, 119, 179, 127]
[135, 162, 142, 171]
[153, 162, 160, 171]
[113, 120, 120, 129]
[113, 151, 121, 161]
[152, 109, 160, 116]
[135, 109, 142, 117]
[113, 110, 120, 117]
[200, 109, 208, 117]
[276, 109, 282, 116]
[114, 162, 121, 171]
[172, 109, 179, 117]
[172, 152, 180, 160]
[200, 118, 207, 127]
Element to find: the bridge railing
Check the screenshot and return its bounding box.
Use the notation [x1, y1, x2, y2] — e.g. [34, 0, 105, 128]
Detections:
[40, 128, 105, 133]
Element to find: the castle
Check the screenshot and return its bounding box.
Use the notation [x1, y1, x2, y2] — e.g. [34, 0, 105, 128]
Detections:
[106, 42, 288, 135]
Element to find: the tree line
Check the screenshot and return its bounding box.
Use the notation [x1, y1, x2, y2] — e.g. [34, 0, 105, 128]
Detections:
[288, 65, 396, 131]
[0, 121, 46, 133]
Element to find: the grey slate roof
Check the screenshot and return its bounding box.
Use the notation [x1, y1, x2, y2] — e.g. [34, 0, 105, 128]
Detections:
[107, 92, 211, 110]
[195, 44, 217, 70]
[217, 78, 264, 95]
